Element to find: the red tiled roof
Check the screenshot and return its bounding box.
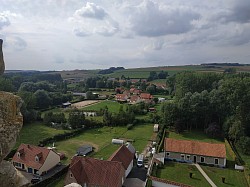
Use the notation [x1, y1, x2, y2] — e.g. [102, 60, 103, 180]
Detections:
[116, 94, 127, 100]
[130, 95, 140, 102]
[12, 144, 50, 170]
[140, 93, 153, 100]
[108, 145, 134, 169]
[69, 156, 125, 187]
[149, 176, 193, 187]
[165, 138, 226, 158]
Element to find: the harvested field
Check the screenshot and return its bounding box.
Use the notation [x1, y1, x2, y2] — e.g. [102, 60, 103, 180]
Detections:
[72, 100, 101, 109]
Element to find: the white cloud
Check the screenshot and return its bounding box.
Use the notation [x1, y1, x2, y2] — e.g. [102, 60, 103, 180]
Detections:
[0, 12, 10, 29]
[74, 2, 107, 20]
[6, 36, 27, 51]
[129, 0, 200, 37]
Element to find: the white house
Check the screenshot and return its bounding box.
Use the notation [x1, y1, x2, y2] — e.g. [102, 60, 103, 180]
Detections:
[12, 144, 60, 175]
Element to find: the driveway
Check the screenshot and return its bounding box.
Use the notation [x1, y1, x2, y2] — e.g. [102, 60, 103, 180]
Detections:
[123, 165, 147, 187]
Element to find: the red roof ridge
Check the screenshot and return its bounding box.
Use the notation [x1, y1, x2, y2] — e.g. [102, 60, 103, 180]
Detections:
[165, 138, 226, 158]
[108, 145, 134, 169]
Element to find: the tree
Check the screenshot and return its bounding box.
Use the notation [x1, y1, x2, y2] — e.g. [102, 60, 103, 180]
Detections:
[0, 77, 15, 92]
[68, 109, 85, 129]
[34, 89, 52, 109]
[158, 71, 168, 79]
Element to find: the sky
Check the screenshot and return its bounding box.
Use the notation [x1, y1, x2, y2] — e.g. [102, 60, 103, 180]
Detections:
[0, 0, 250, 71]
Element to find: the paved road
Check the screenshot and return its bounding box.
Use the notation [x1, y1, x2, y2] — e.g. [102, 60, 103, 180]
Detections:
[194, 163, 217, 187]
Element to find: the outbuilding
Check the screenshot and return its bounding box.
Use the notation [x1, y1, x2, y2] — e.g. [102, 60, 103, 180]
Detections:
[154, 124, 159, 132]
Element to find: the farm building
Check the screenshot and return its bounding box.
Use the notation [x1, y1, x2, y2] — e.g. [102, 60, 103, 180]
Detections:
[76, 145, 93, 156]
[164, 138, 226, 167]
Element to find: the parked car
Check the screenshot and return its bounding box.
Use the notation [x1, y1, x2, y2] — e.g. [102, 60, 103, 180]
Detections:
[137, 154, 144, 167]
[31, 177, 41, 184]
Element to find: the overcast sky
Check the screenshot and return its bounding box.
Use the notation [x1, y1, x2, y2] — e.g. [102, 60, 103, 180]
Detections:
[0, 0, 250, 70]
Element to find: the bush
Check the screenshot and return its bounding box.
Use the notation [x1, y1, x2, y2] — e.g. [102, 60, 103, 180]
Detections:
[127, 124, 134, 130]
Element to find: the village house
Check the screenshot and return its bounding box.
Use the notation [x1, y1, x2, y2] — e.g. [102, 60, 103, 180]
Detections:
[108, 145, 134, 177]
[115, 94, 129, 102]
[12, 144, 60, 175]
[129, 95, 141, 104]
[164, 138, 226, 167]
[140, 93, 154, 104]
[64, 156, 125, 187]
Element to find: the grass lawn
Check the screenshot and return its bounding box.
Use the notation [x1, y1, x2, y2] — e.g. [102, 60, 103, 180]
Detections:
[55, 123, 153, 163]
[201, 165, 248, 187]
[15, 122, 70, 148]
[81, 100, 124, 113]
[168, 130, 224, 144]
[156, 161, 210, 187]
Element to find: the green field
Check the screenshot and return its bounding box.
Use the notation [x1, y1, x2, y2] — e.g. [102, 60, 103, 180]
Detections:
[168, 130, 224, 143]
[15, 122, 69, 148]
[156, 161, 210, 187]
[82, 100, 124, 113]
[54, 123, 153, 163]
[201, 165, 248, 187]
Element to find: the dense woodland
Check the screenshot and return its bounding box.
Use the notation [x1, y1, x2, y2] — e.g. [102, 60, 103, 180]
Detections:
[162, 71, 250, 155]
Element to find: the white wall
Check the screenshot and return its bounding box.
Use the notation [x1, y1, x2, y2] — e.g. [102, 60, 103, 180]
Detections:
[125, 161, 133, 177]
[152, 180, 179, 187]
[38, 151, 60, 175]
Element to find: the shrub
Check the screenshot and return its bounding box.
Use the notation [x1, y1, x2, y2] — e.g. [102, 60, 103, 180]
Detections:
[127, 124, 134, 130]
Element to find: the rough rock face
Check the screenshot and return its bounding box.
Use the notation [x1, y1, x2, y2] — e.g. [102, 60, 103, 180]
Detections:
[0, 39, 5, 74]
[0, 92, 23, 161]
[0, 39, 23, 187]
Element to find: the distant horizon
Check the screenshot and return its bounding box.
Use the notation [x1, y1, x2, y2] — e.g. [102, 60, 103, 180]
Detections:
[4, 62, 250, 72]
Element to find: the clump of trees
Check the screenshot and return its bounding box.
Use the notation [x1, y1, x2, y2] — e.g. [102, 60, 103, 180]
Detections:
[162, 71, 250, 155]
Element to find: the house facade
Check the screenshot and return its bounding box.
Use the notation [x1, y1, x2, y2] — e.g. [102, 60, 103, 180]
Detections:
[108, 145, 134, 177]
[12, 144, 60, 175]
[64, 156, 125, 187]
[165, 138, 226, 167]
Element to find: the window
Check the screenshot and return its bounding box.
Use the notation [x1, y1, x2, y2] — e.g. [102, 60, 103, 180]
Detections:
[166, 152, 170, 158]
[186, 155, 190, 161]
[200, 156, 205, 163]
[35, 156, 39, 162]
[181, 154, 185, 160]
[214, 158, 219, 165]
[17, 152, 20, 158]
[70, 172, 73, 178]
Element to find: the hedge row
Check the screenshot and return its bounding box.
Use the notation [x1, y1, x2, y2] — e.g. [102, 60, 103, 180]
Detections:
[38, 128, 85, 146]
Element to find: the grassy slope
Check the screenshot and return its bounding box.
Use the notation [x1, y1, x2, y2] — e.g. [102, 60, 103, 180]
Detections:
[55, 123, 153, 163]
[157, 162, 210, 187]
[201, 166, 248, 187]
[15, 122, 69, 148]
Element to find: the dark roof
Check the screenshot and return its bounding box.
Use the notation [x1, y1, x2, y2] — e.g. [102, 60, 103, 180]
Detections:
[77, 145, 92, 156]
[68, 156, 125, 187]
[108, 145, 134, 170]
[12, 144, 51, 170]
[165, 138, 226, 158]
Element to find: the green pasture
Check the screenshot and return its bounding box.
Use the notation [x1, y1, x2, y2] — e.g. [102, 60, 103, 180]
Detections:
[156, 161, 210, 187]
